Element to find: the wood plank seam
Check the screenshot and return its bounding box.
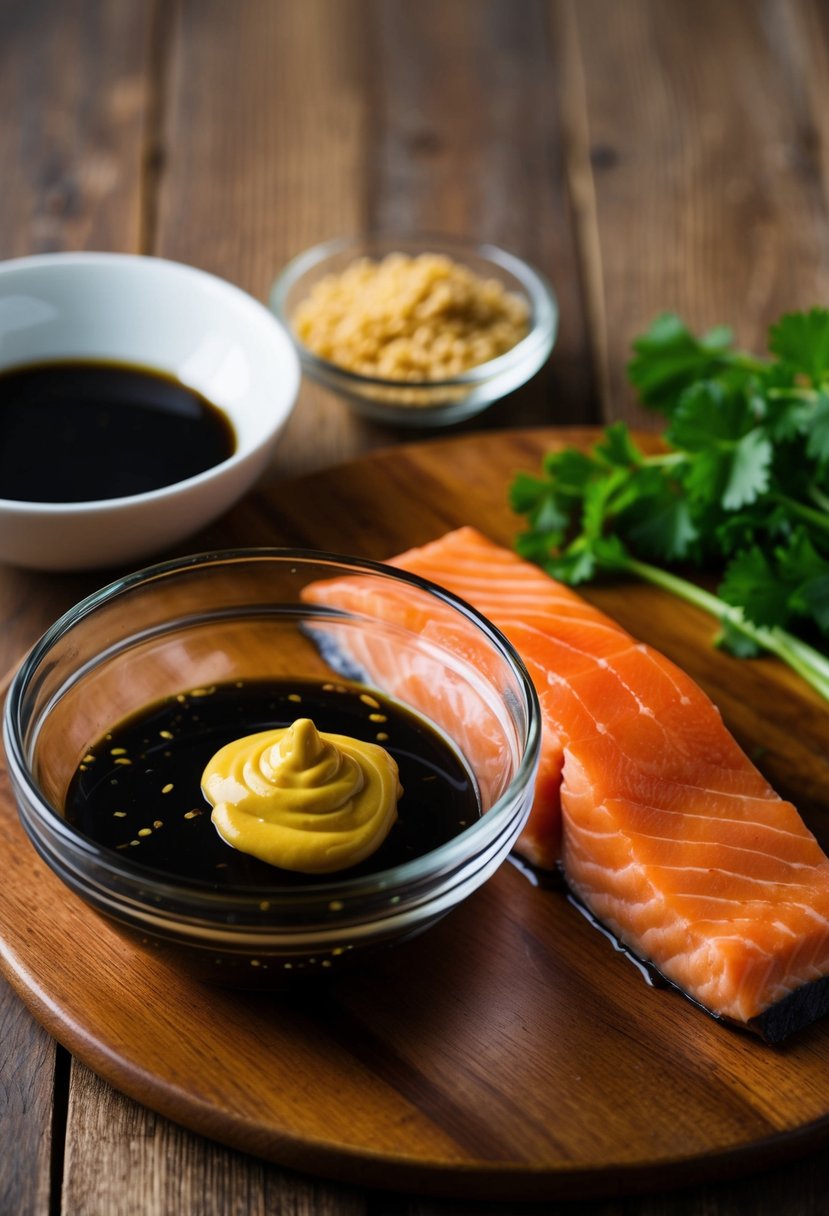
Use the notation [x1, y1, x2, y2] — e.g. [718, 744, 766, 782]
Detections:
[49, 1047, 71, 1216]
[139, 0, 177, 256]
[547, 0, 611, 420]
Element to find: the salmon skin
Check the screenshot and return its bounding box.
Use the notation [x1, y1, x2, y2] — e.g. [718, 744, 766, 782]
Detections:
[306, 526, 829, 1042]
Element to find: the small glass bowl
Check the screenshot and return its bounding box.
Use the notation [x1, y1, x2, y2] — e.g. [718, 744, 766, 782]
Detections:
[3, 549, 540, 986]
[269, 233, 558, 427]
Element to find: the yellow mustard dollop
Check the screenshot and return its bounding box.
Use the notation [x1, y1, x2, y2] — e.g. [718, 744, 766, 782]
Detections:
[201, 718, 402, 873]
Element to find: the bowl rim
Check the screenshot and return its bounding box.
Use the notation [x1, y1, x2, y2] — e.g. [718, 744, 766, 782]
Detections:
[269, 231, 558, 392]
[0, 251, 300, 514]
[3, 545, 542, 916]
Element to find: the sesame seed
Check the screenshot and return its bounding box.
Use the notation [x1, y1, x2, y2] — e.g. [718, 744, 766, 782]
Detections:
[138, 828, 152, 838]
[114, 758, 132, 766]
[360, 694, 381, 708]
[369, 713, 387, 723]
[161, 783, 174, 794]
[159, 730, 173, 740]
[113, 811, 127, 818]
[110, 747, 128, 756]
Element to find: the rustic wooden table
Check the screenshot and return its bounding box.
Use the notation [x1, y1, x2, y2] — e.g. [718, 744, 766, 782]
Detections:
[2, 2, 829, 1212]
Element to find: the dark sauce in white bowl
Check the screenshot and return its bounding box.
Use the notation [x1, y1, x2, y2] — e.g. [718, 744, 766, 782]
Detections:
[0, 360, 235, 503]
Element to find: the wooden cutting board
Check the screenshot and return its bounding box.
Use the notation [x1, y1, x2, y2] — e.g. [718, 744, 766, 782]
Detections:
[2, 427, 829, 1202]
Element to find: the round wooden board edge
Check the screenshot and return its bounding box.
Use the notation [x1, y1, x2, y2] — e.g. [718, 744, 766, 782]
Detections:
[1, 425, 828, 1202]
[3, 917, 829, 1205]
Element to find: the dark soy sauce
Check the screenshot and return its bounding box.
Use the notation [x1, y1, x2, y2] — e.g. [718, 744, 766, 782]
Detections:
[64, 678, 480, 887]
[0, 360, 235, 503]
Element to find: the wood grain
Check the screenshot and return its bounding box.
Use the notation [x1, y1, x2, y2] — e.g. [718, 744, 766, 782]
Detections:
[3, 1, 829, 1212]
[2, 429, 828, 1205]
[0, 978, 57, 1216]
[364, 0, 595, 427]
[0, 4, 154, 1208]
[0, 0, 151, 259]
[154, 0, 389, 477]
[152, 0, 587, 480]
[555, 0, 829, 422]
[61, 1061, 368, 1216]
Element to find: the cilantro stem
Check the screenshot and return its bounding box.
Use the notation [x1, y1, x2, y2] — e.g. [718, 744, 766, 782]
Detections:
[766, 385, 819, 402]
[770, 493, 829, 538]
[641, 452, 686, 469]
[729, 353, 768, 376]
[616, 555, 829, 703]
[810, 484, 829, 514]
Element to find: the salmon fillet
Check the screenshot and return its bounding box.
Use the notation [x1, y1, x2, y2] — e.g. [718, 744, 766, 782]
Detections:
[307, 526, 829, 1040]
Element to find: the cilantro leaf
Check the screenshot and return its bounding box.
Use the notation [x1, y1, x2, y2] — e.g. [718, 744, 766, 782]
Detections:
[509, 468, 580, 549]
[806, 390, 829, 466]
[715, 620, 763, 658]
[543, 539, 600, 585]
[715, 505, 780, 554]
[594, 420, 643, 467]
[778, 530, 829, 633]
[719, 530, 829, 635]
[798, 575, 829, 633]
[514, 528, 564, 567]
[769, 308, 829, 385]
[627, 314, 738, 415]
[719, 547, 791, 629]
[511, 303, 829, 703]
[623, 488, 699, 562]
[507, 471, 547, 515]
[667, 381, 750, 449]
[723, 429, 774, 511]
[667, 382, 773, 510]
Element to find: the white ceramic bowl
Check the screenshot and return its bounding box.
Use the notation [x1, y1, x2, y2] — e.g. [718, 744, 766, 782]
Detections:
[0, 253, 300, 571]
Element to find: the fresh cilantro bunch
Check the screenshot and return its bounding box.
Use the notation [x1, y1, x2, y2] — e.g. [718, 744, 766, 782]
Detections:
[510, 309, 829, 702]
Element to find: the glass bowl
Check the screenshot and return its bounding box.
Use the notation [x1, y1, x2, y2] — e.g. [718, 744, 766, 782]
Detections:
[3, 549, 540, 986]
[269, 234, 558, 427]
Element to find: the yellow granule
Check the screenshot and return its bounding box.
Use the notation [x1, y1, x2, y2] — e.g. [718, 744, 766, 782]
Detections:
[292, 252, 529, 383]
